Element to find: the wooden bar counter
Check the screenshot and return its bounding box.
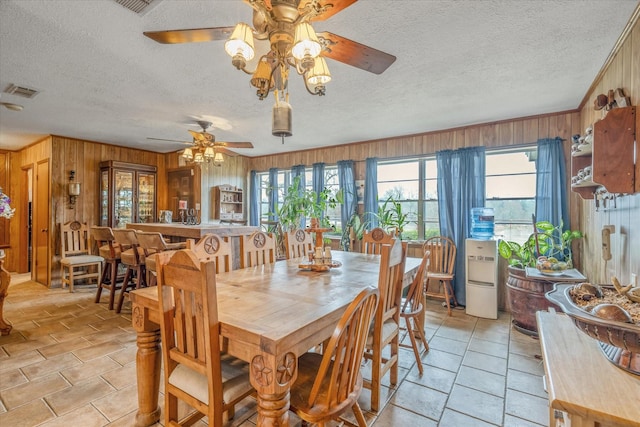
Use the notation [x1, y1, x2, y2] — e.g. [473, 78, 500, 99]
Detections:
[126, 222, 258, 240]
[537, 310, 640, 427]
[126, 223, 259, 269]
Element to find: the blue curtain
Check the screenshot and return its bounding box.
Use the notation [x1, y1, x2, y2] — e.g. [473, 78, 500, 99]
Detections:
[535, 137, 568, 230]
[268, 168, 279, 221]
[337, 160, 356, 239]
[436, 146, 486, 307]
[249, 170, 259, 226]
[312, 162, 325, 220]
[291, 164, 306, 227]
[364, 157, 378, 229]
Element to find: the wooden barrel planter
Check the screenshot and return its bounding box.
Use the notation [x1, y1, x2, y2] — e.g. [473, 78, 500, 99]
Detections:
[506, 266, 560, 337]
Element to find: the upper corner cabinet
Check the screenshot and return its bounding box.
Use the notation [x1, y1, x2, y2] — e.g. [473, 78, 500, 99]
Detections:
[99, 161, 157, 228]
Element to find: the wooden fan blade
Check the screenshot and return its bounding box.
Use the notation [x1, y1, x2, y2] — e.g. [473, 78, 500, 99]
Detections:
[301, 0, 357, 21]
[219, 141, 254, 149]
[317, 31, 396, 74]
[147, 137, 192, 144]
[217, 147, 239, 157]
[143, 26, 235, 44]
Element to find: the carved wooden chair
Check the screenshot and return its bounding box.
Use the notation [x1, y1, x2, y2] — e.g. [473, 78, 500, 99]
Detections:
[284, 229, 314, 259]
[361, 227, 396, 255]
[239, 231, 276, 268]
[156, 249, 254, 427]
[135, 231, 185, 287]
[112, 229, 146, 313]
[290, 286, 379, 427]
[59, 221, 103, 292]
[400, 250, 430, 375]
[363, 238, 407, 412]
[91, 226, 122, 310]
[186, 234, 233, 273]
[423, 236, 458, 316]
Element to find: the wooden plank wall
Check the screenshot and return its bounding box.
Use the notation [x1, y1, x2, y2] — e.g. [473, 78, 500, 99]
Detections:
[577, 11, 640, 285]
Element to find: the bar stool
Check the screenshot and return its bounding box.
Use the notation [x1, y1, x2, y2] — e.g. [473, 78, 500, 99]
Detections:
[113, 229, 146, 313]
[136, 231, 186, 287]
[91, 226, 122, 310]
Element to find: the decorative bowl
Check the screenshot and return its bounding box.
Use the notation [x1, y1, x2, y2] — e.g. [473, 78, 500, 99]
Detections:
[536, 256, 568, 275]
[546, 283, 640, 375]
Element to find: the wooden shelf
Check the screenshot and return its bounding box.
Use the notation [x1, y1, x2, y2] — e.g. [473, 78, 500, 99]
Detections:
[212, 185, 244, 221]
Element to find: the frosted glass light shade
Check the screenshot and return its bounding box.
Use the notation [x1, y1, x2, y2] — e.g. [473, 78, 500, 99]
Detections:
[306, 57, 331, 85]
[291, 23, 321, 60]
[225, 23, 255, 60]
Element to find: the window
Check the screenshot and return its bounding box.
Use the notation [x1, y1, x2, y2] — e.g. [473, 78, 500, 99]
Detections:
[375, 147, 536, 242]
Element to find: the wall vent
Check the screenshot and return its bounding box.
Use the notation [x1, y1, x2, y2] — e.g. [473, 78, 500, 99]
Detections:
[4, 84, 39, 99]
[112, 0, 163, 15]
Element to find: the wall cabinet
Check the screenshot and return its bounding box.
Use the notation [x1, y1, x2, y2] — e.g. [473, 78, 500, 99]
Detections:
[100, 161, 157, 228]
[167, 167, 201, 222]
[571, 106, 637, 199]
[212, 185, 243, 221]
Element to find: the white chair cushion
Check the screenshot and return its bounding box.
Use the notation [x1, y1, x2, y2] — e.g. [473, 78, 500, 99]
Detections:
[168, 354, 252, 405]
[60, 255, 104, 266]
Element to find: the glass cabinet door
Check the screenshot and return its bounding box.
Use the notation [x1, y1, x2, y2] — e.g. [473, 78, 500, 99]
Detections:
[115, 170, 134, 228]
[100, 169, 109, 226]
[137, 172, 156, 223]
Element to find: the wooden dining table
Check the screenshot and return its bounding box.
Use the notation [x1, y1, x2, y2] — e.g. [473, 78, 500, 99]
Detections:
[130, 250, 421, 427]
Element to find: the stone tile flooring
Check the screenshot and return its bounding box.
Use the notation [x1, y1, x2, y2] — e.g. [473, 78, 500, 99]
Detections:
[0, 274, 549, 426]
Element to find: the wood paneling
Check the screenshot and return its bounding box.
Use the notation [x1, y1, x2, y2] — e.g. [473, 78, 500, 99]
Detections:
[577, 12, 640, 285]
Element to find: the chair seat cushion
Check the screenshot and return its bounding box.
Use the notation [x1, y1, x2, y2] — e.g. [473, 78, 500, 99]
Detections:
[61, 255, 104, 266]
[120, 247, 145, 265]
[99, 244, 121, 260]
[168, 354, 252, 405]
[366, 319, 398, 347]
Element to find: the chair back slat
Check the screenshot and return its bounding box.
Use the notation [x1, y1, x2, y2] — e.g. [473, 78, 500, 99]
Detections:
[308, 286, 379, 409]
[377, 238, 406, 320]
[157, 250, 222, 384]
[402, 251, 430, 314]
[361, 227, 395, 255]
[423, 236, 456, 275]
[284, 229, 313, 259]
[240, 231, 276, 268]
[61, 221, 91, 257]
[136, 231, 168, 256]
[187, 234, 233, 273]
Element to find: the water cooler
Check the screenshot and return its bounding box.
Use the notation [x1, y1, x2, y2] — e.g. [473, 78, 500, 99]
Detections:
[465, 239, 498, 319]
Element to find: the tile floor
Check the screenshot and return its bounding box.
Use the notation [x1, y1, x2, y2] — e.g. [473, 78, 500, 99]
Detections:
[0, 274, 550, 426]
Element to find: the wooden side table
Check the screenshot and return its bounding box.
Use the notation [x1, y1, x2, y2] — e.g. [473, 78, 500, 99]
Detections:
[0, 253, 12, 335]
[537, 310, 640, 426]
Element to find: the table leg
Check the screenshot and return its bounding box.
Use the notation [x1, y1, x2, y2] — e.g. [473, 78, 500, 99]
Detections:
[250, 352, 296, 426]
[132, 311, 161, 427]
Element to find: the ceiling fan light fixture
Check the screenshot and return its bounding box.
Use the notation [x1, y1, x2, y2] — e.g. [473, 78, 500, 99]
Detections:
[182, 147, 193, 160]
[213, 151, 224, 166]
[251, 58, 274, 100]
[225, 22, 255, 64]
[204, 146, 215, 159]
[193, 152, 204, 163]
[306, 56, 331, 85]
[291, 22, 321, 61]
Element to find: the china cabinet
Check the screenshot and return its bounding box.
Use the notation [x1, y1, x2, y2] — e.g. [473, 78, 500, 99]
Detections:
[99, 161, 157, 228]
[571, 106, 637, 199]
[212, 185, 244, 221]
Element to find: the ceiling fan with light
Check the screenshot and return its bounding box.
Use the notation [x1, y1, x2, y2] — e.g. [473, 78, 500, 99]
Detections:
[144, 0, 396, 141]
[148, 120, 253, 166]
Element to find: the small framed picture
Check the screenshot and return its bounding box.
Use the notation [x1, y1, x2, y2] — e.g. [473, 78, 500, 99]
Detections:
[356, 180, 364, 204]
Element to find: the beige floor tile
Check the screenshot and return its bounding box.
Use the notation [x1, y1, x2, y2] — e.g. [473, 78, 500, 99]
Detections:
[45, 376, 115, 415]
[0, 373, 69, 410]
[101, 362, 137, 390]
[391, 380, 448, 420]
[0, 368, 28, 391]
[38, 404, 109, 427]
[2, 335, 57, 355]
[21, 352, 82, 380]
[73, 340, 125, 362]
[446, 384, 504, 425]
[462, 350, 508, 375]
[0, 349, 45, 372]
[0, 398, 55, 427]
[38, 336, 94, 358]
[504, 389, 549, 426]
[92, 383, 139, 421]
[455, 365, 506, 397]
[60, 355, 121, 384]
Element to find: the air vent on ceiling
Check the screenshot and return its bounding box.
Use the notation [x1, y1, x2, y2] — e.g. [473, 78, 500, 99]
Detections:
[4, 84, 39, 99]
[112, 0, 163, 15]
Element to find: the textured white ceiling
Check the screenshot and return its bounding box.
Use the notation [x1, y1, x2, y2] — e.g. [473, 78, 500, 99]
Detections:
[0, 0, 638, 157]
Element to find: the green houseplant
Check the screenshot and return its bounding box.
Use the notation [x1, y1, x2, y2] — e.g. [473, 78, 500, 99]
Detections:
[277, 176, 337, 232]
[376, 196, 409, 239]
[498, 220, 584, 336]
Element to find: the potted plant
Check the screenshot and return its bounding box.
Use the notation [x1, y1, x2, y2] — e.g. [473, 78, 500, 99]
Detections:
[498, 220, 583, 336]
[277, 176, 337, 231]
[376, 196, 409, 239]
